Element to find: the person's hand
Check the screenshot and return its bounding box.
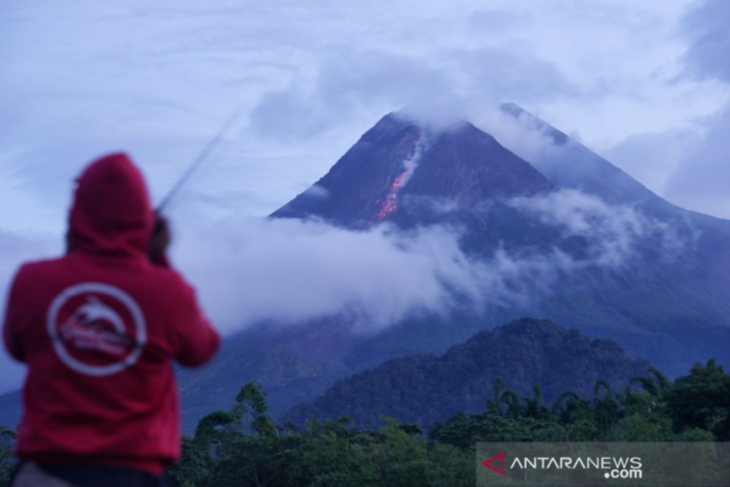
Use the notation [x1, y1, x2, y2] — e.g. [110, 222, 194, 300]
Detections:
[149, 213, 171, 265]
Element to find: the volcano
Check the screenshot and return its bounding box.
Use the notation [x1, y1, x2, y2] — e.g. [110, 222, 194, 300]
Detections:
[187, 108, 730, 425]
[175, 108, 730, 429]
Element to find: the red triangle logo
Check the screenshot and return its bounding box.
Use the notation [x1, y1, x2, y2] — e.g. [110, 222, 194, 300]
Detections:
[482, 451, 507, 476]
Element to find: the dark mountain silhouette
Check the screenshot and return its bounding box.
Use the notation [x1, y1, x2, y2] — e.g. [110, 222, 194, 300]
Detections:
[289, 318, 650, 428]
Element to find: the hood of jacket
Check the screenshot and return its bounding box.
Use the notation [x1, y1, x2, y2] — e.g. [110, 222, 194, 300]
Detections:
[68, 153, 154, 257]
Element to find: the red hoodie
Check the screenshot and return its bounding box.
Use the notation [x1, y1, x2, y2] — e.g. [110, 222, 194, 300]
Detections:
[2, 153, 220, 475]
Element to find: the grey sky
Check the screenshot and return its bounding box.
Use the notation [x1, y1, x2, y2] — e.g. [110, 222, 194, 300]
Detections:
[1, 0, 728, 229]
[1, 0, 729, 392]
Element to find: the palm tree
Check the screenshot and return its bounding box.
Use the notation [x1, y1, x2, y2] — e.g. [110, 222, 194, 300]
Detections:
[234, 382, 278, 438]
[552, 391, 580, 415]
[629, 368, 669, 398]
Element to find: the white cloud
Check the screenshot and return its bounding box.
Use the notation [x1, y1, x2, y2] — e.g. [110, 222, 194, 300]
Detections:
[173, 216, 482, 334]
[509, 189, 686, 267]
[472, 107, 562, 164]
[171, 189, 685, 337]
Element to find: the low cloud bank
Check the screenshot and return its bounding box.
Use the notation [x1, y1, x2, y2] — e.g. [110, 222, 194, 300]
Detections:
[510, 189, 686, 266]
[175, 217, 487, 335]
[173, 194, 685, 337]
[0, 189, 689, 394]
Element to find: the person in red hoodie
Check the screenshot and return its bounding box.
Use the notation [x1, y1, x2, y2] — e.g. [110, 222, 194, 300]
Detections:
[2, 153, 220, 486]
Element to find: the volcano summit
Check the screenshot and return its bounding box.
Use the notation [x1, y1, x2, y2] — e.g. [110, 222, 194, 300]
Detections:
[273, 113, 554, 228]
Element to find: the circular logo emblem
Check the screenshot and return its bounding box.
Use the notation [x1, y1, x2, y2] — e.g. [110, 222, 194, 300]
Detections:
[46, 282, 147, 376]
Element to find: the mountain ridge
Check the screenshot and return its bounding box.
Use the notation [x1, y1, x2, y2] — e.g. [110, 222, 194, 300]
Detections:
[289, 317, 651, 428]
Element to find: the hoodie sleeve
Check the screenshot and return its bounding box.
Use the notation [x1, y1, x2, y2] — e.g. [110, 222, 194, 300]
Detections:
[2, 266, 32, 363]
[172, 278, 220, 367]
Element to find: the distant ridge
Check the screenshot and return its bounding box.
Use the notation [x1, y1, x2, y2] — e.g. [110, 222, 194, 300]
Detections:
[290, 317, 650, 428]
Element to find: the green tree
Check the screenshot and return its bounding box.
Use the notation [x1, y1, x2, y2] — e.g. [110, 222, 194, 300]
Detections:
[170, 362, 726, 485]
[234, 382, 277, 438]
[666, 359, 730, 440]
[522, 384, 550, 420]
[592, 380, 620, 434]
[0, 426, 16, 487]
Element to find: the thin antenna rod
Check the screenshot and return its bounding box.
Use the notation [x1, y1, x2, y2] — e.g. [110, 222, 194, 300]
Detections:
[157, 109, 241, 212]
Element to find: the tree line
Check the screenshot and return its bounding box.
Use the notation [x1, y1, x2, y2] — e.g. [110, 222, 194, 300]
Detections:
[167, 359, 728, 486]
[0, 359, 728, 486]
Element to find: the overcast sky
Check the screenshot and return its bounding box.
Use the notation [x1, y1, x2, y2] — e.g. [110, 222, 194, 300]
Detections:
[1, 0, 729, 231]
[1, 0, 729, 390]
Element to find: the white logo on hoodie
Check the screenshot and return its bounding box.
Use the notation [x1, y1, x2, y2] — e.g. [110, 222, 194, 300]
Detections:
[47, 282, 147, 376]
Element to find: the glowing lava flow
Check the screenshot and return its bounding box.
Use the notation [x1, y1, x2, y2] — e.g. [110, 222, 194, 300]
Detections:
[375, 134, 424, 220]
[375, 169, 410, 219]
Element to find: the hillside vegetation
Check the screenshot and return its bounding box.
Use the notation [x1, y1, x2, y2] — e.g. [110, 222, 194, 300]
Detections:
[163, 359, 729, 486]
[290, 318, 649, 427]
